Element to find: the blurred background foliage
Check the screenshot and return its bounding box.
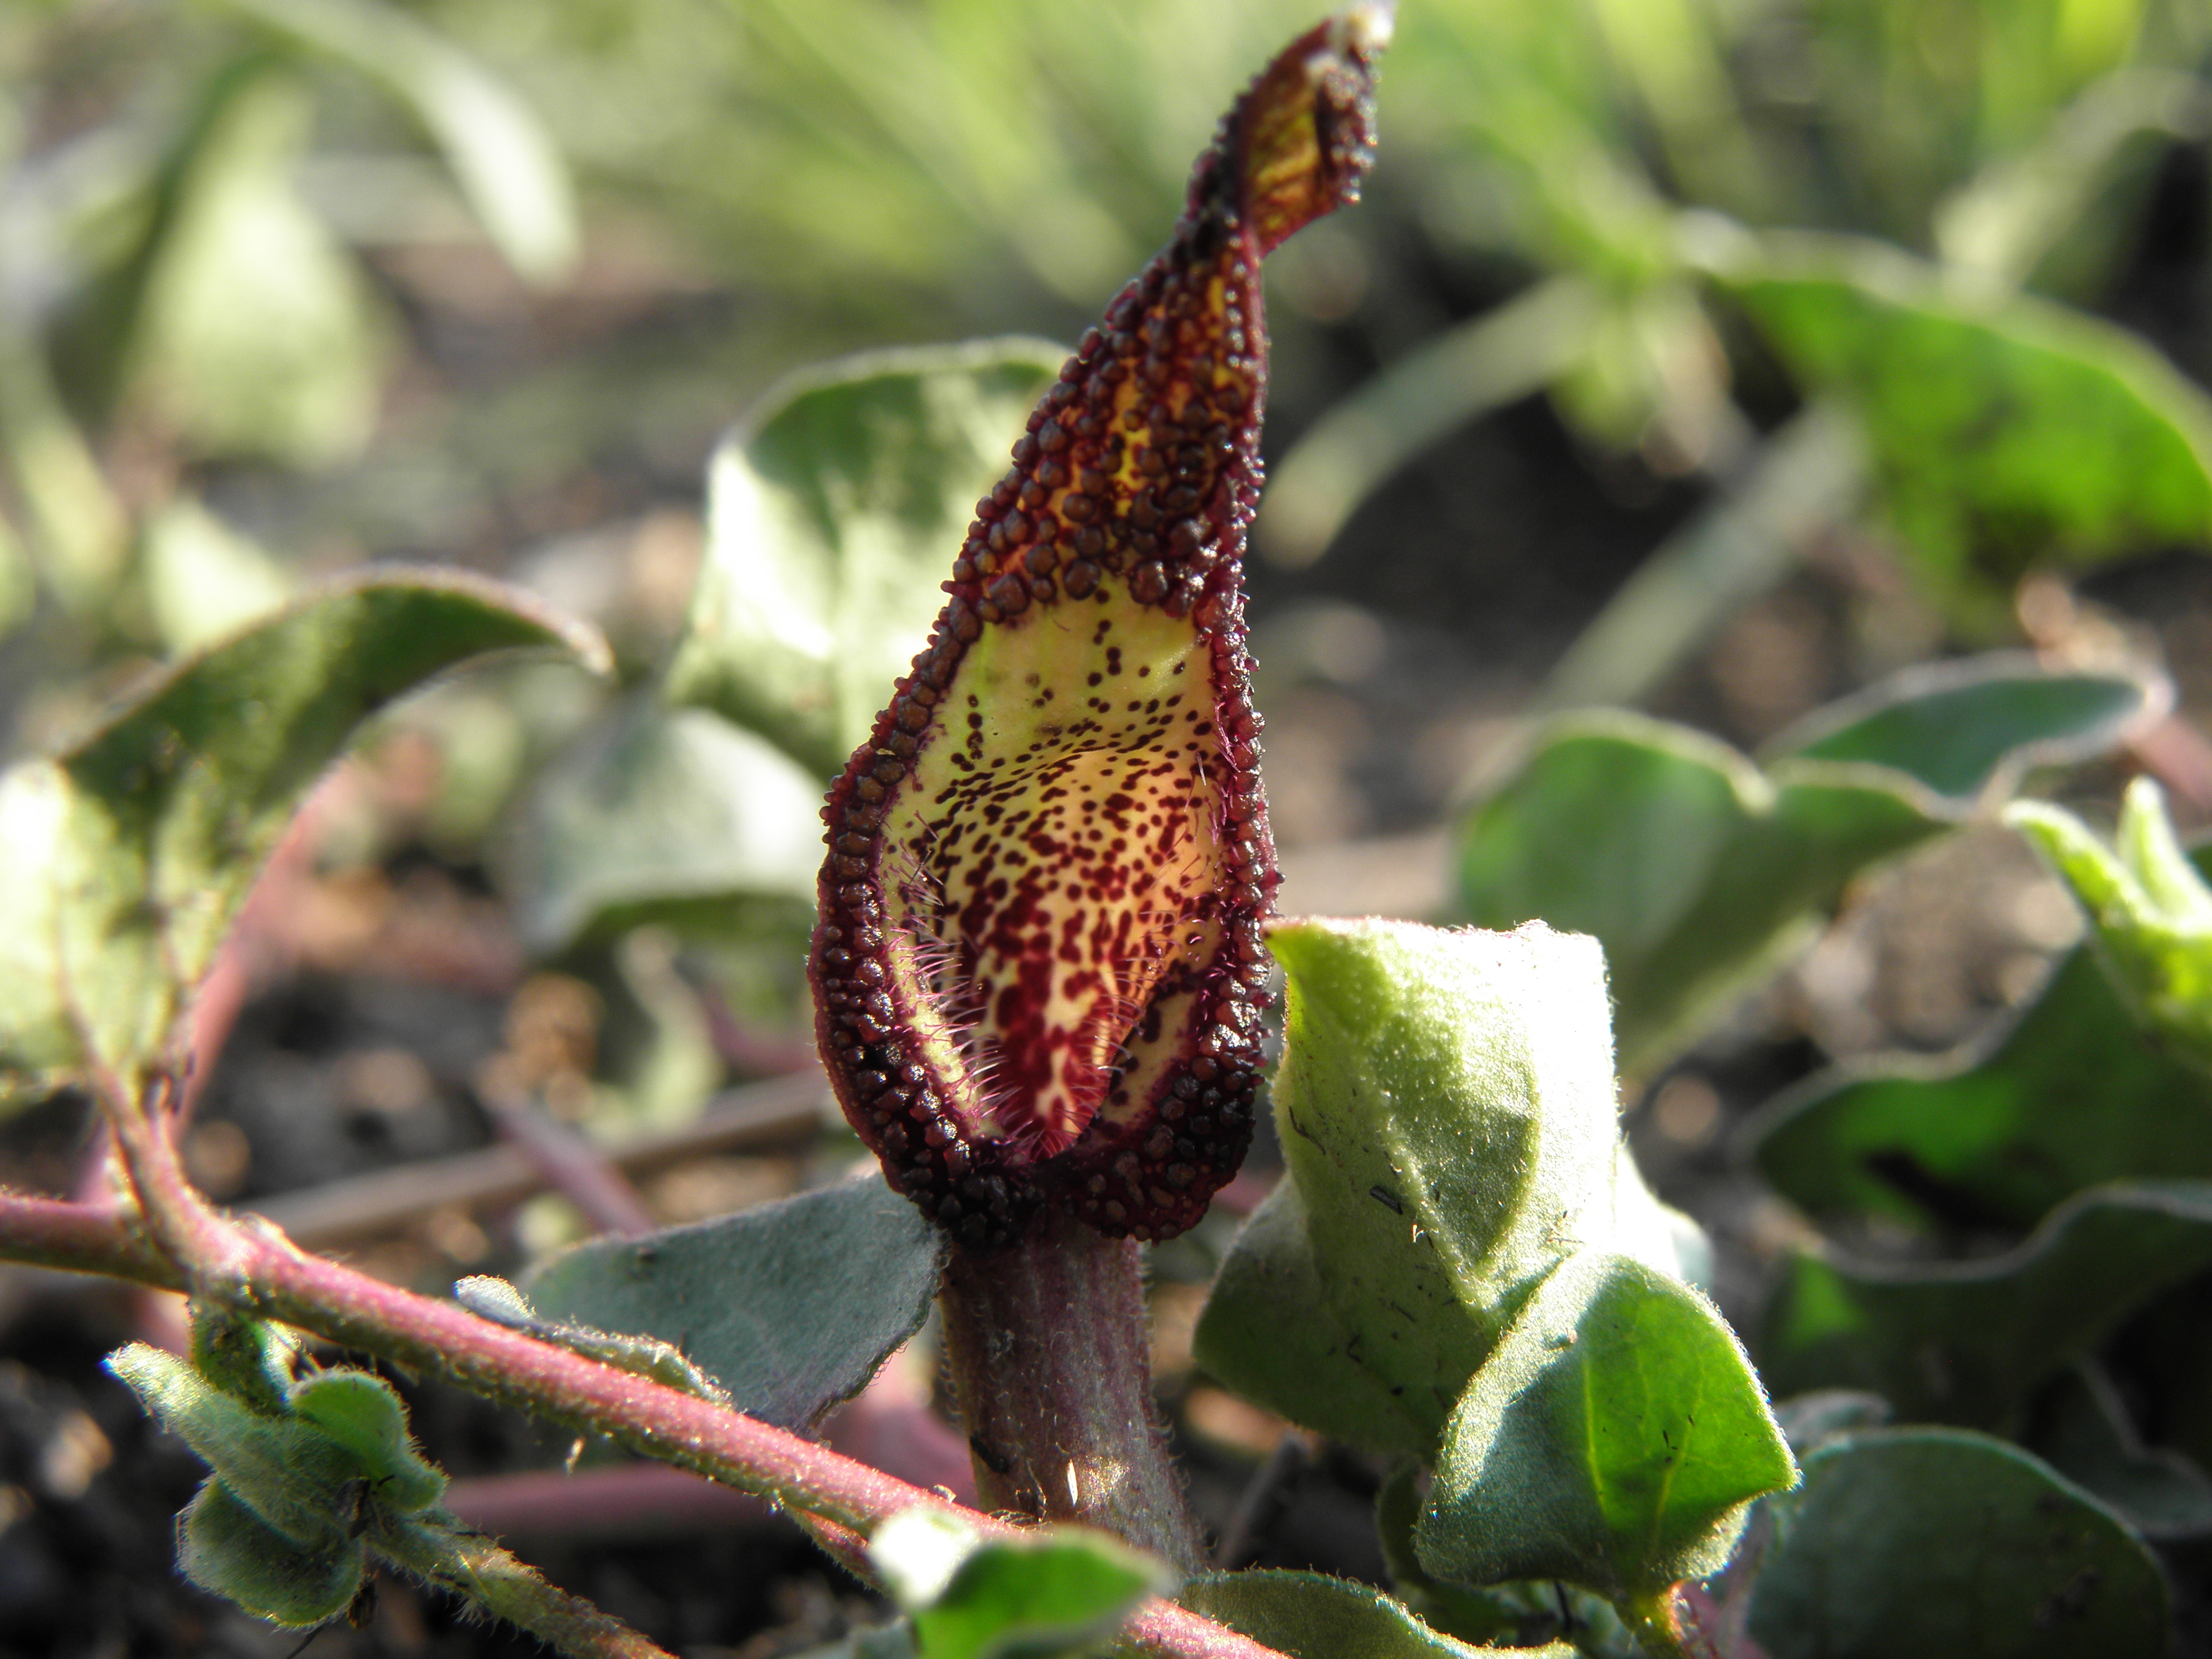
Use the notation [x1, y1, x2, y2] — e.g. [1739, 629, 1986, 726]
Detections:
[11, 3, 2212, 1650]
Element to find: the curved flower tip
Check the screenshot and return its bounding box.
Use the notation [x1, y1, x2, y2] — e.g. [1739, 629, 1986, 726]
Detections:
[811, 12, 1388, 1248]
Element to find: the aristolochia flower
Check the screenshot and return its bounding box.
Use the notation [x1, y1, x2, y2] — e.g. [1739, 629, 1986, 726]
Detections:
[811, 9, 1390, 1247]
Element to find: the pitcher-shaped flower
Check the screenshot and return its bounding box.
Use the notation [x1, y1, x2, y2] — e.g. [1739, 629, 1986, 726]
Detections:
[811, 9, 1390, 1247]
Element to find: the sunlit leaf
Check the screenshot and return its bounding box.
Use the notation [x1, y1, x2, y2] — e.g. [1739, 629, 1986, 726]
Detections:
[1746, 1428, 2168, 1658]
[667, 339, 1065, 776]
[1416, 1251, 1793, 1602]
[523, 1176, 944, 1430]
[1726, 232, 2212, 622]
[0, 570, 605, 1103]
[869, 1508, 1168, 1659]
[1195, 919, 1692, 1459]
[178, 1478, 364, 1629]
[2009, 778, 2212, 1073]
[141, 496, 295, 655]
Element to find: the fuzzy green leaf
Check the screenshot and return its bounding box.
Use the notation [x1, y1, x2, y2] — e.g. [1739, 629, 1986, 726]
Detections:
[286, 1371, 446, 1516]
[1196, 919, 1694, 1459]
[523, 1176, 945, 1430]
[1762, 1180, 2212, 1425]
[1746, 1428, 2169, 1658]
[1416, 1252, 1794, 1601]
[1181, 1570, 1570, 1658]
[0, 570, 604, 1105]
[455, 1274, 731, 1404]
[667, 339, 1066, 776]
[501, 698, 821, 953]
[178, 1478, 365, 1629]
[1729, 233, 2212, 623]
[1456, 714, 1942, 1076]
[2010, 779, 2212, 1073]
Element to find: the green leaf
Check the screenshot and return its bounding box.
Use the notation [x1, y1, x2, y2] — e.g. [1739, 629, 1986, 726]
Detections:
[1764, 653, 2166, 805]
[1456, 714, 1942, 1076]
[2009, 779, 2212, 1073]
[125, 70, 391, 467]
[523, 1176, 945, 1430]
[106, 1344, 357, 1548]
[667, 339, 1066, 776]
[1416, 1251, 1794, 1602]
[1197, 919, 1675, 1459]
[1726, 233, 2212, 622]
[1748, 944, 2212, 1233]
[870, 1508, 1168, 1659]
[219, 0, 580, 283]
[1762, 1180, 2212, 1426]
[1181, 1570, 1569, 1658]
[178, 1477, 365, 1629]
[286, 1371, 446, 1516]
[1745, 1428, 2169, 1659]
[1374, 1465, 1557, 1648]
[1193, 1179, 1435, 1459]
[0, 570, 604, 1102]
[502, 699, 822, 953]
[2025, 1361, 2212, 1541]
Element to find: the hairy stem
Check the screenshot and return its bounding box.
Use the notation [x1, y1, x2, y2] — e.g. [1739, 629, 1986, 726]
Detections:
[938, 1207, 1202, 1569]
[0, 1187, 1282, 1659]
[384, 1522, 676, 1659]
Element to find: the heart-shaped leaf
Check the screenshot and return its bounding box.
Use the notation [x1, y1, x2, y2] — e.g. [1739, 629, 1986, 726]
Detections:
[1762, 1179, 2212, 1427]
[1194, 919, 1694, 1459]
[1748, 942, 2212, 1233]
[523, 1175, 944, 1430]
[0, 569, 605, 1105]
[1415, 1251, 1794, 1602]
[1456, 714, 1941, 1077]
[667, 339, 1065, 776]
[1745, 1428, 2169, 1658]
[1726, 232, 2212, 622]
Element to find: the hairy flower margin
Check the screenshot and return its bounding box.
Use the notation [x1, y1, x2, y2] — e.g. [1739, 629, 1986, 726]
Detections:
[811, 8, 1391, 1248]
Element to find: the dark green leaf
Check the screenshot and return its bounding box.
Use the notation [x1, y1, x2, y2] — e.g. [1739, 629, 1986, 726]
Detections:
[667, 339, 1065, 776]
[1728, 233, 2212, 621]
[870, 1509, 1168, 1659]
[523, 1176, 945, 1430]
[1745, 1428, 2169, 1659]
[2026, 1362, 2212, 1541]
[1196, 919, 1690, 1459]
[1456, 714, 1941, 1076]
[0, 570, 605, 1103]
[1761, 1180, 2212, 1426]
[1764, 653, 2165, 803]
[1417, 1251, 1794, 1601]
[1749, 945, 2212, 1233]
[1181, 1570, 1569, 1658]
[178, 1478, 365, 1629]
[501, 698, 821, 953]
